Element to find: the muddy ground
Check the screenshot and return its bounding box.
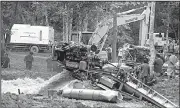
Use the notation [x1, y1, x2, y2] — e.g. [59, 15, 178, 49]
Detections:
[1, 52, 179, 108]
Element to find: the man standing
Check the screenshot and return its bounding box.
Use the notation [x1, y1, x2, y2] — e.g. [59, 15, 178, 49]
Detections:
[2, 53, 10, 68]
[24, 52, 34, 70]
[106, 45, 112, 61]
[168, 40, 175, 53]
[174, 43, 179, 56]
[118, 48, 123, 63]
[1, 49, 5, 66]
[154, 54, 164, 76]
[163, 44, 168, 57]
[167, 53, 178, 80]
[139, 58, 150, 85]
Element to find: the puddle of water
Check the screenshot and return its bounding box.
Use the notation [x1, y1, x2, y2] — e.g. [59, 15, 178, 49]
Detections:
[2, 77, 46, 94]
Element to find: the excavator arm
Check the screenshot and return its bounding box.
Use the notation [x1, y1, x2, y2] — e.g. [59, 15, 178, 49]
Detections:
[88, 6, 150, 53]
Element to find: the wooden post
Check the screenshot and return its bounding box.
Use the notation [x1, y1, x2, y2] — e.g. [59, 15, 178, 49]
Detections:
[112, 9, 117, 63]
[149, 2, 156, 75]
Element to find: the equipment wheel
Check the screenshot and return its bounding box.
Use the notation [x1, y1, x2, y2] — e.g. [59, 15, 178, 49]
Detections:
[30, 46, 39, 53]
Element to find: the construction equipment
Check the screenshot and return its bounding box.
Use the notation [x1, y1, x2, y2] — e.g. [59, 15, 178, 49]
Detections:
[94, 69, 178, 108]
[71, 31, 93, 45]
[67, 7, 152, 60]
[53, 41, 178, 108]
[53, 5, 178, 108]
[88, 6, 150, 54]
[146, 33, 167, 53]
[122, 44, 150, 64]
[83, 62, 178, 108]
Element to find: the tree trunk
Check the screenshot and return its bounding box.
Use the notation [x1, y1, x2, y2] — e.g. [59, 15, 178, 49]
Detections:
[63, 2, 69, 42]
[14, 2, 18, 24]
[149, 2, 156, 75]
[45, 11, 49, 26]
[4, 2, 19, 49]
[77, 12, 81, 32]
[178, 2, 180, 41]
[112, 9, 117, 63]
[80, 15, 83, 33]
[83, 13, 89, 31]
[166, 8, 170, 45]
[65, 4, 69, 42]
[166, 22, 169, 44]
[63, 3, 66, 42]
[171, 24, 177, 41]
[96, 6, 100, 30]
[68, 8, 73, 42]
[79, 12, 83, 43]
[12, 2, 18, 28]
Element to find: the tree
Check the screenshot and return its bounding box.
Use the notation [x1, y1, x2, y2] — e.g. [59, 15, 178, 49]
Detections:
[1, 1, 152, 45]
[155, 2, 179, 40]
[149, 2, 156, 75]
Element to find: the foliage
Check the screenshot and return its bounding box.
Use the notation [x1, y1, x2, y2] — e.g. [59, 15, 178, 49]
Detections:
[1, 1, 179, 44]
[154, 2, 179, 39]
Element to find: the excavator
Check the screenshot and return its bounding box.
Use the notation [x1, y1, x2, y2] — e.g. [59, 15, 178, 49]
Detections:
[53, 5, 178, 108]
[88, 6, 150, 54]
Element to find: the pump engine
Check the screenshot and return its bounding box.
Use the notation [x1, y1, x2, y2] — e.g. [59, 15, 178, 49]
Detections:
[53, 42, 104, 80]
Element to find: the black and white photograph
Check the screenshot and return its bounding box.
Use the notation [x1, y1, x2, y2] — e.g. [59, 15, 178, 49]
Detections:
[1, 1, 179, 108]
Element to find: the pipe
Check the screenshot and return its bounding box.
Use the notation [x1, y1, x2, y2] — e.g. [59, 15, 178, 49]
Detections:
[62, 89, 121, 102]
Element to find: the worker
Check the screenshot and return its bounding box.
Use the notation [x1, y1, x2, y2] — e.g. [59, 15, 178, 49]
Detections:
[118, 47, 123, 64]
[106, 45, 112, 61]
[163, 44, 168, 57]
[166, 53, 178, 80]
[2, 53, 10, 68]
[159, 54, 165, 63]
[24, 52, 34, 70]
[168, 40, 175, 53]
[139, 58, 150, 85]
[1, 49, 5, 66]
[175, 60, 179, 75]
[153, 54, 164, 76]
[174, 44, 179, 56]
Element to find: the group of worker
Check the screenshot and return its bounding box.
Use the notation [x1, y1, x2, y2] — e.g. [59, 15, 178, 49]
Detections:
[141, 54, 178, 85]
[1, 50, 34, 70]
[116, 41, 179, 86]
[1, 49, 61, 72]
